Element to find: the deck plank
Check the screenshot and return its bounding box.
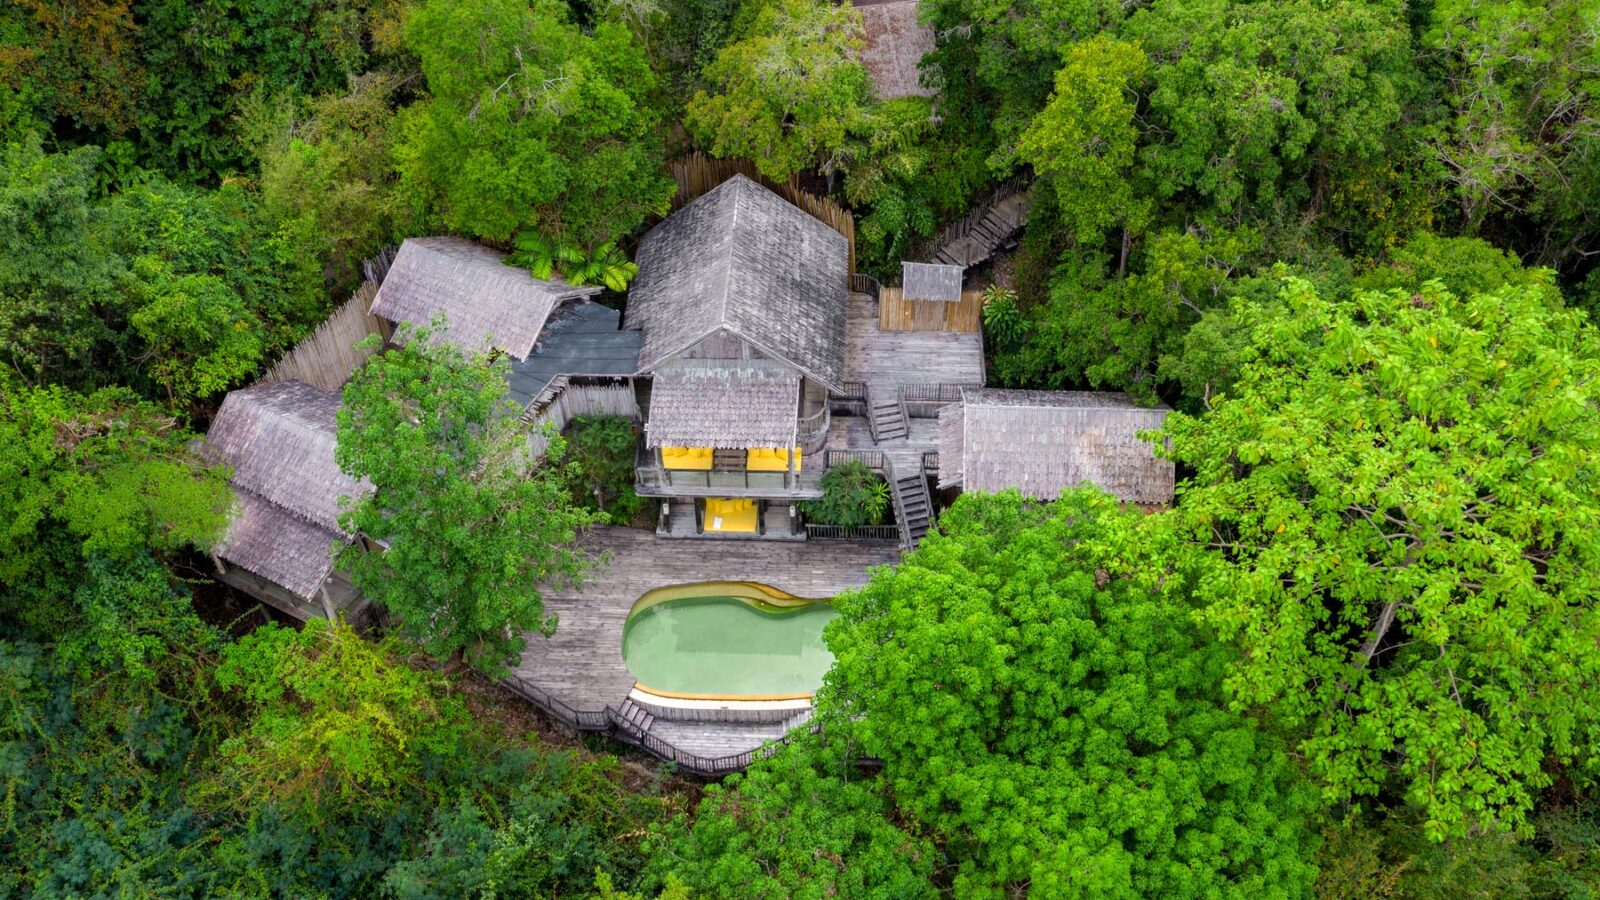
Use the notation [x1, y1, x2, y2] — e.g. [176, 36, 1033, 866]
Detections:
[510, 527, 900, 718]
[843, 292, 984, 388]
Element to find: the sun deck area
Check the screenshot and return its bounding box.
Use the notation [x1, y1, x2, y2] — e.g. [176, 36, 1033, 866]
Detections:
[506, 527, 899, 766]
[842, 291, 985, 389]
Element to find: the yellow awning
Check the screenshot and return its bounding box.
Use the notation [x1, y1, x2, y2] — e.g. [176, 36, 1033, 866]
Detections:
[662, 446, 714, 470]
[704, 497, 758, 533]
[746, 447, 802, 472]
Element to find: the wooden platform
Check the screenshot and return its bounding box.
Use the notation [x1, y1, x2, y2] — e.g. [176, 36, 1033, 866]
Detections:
[507, 527, 898, 759]
[843, 292, 984, 388]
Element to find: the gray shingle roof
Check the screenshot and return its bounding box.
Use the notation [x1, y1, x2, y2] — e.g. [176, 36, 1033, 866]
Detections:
[503, 300, 641, 410]
[644, 362, 800, 448]
[857, 0, 936, 100]
[902, 262, 963, 301]
[938, 389, 1174, 505]
[205, 380, 372, 599]
[624, 175, 849, 391]
[371, 237, 602, 360]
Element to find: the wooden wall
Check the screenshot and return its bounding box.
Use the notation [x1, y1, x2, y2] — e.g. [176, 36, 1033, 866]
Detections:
[877, 287, 984, 333]
[526, 379, 639, 458]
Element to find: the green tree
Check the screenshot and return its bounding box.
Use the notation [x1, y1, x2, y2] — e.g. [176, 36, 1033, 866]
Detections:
[396, 0, 675, 247]
[562, 415, 645, 525]
[650, 734, 938, 898]
[1019, 35, 1150, 249]
[822, 490, 1318, 896]
[685, 0, 871, 180]
[334, 328, 602, 673]
[1161, 276, 1600, 839]
[209, 619, 470, 814]
[0, 378, 231, 674]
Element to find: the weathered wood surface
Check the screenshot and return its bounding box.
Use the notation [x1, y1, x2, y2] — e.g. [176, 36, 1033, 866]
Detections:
[878, 286, 984, 333]
[649, 719, 793, 757]
[844, 292, 984, 389]
[510, 527, 899, 715]
[668, 153, 857, 272]
[930, 186, 1031, 268]
[259, 281, 392, 391]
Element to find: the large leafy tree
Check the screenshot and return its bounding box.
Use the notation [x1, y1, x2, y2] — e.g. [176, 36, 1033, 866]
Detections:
[335, 328, 602, 674]
[0, 377, 231, 674]
[1162, 276, 1600, 839]
[396, 0, 675, 247]
[822, 489, 1318, 896]
[685, 0, 872, 181]
[648, 733, 937, 898]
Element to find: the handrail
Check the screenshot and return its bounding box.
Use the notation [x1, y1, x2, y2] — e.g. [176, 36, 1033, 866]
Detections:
[864, 385, 881, 443]
[796, 403, 829, 445]
[503, 673, 796, 777]
[824, 448, 886, 471]
[922, 174, 1031, 266]
[847, 272, 881, 299]
[804, 523, 901, 541]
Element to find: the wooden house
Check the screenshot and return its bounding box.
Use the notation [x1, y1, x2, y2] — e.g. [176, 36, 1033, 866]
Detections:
[205, 380, 374, 623]
[626, 174, 847, 538]
[937, 389, 1175, 507]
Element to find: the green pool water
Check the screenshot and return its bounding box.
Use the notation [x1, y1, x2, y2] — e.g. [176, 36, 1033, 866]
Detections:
[621, 583, 837, 699]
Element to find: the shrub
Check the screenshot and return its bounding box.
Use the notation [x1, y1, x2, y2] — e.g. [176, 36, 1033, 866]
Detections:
[801, 459, 889, 527]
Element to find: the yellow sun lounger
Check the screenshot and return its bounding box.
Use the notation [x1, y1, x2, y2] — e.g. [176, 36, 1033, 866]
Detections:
[661, 446, 714, 470]
[703, 497, 758, 533]
[746, 447, 802, 472]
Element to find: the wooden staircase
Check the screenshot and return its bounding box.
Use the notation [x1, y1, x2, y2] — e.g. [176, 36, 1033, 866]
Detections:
[612, 698, 656, 741]
[871, 394, 908, 441]
[930, 187, 1031, 268]
[891, 471, 933, 546]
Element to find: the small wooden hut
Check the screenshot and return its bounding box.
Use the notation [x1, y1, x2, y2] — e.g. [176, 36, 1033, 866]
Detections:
[855, 0, 936, 101]
[205, 380, 374, 622]
[937, 389, 1174, 507]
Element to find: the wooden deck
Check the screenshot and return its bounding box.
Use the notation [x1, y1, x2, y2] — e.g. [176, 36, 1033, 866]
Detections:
[843, 292, 984, 388]
[507, 527, 898, 761]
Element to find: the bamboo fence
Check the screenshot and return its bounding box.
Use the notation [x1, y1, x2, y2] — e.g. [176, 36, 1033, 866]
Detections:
[877, 287, 984, 333]
[258, 281, 392, 391]
[668, 153, 857, 273]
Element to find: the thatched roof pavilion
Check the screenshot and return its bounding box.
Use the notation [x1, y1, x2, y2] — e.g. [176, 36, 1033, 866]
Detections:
[856, 0, 936, 101]
[625, 175, 850, 391]
[371, 236, 602, 360]
[938, 389, 1174, 506]
[644, 362, 800, 449]
[205, 380, 371, 604]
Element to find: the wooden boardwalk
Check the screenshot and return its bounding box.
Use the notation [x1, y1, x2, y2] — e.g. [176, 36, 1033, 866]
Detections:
[507, 527, 898, 761]
[843, 292, 984, 389]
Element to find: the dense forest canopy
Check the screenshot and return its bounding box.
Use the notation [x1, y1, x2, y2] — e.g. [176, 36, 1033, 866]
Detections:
[3, 0, 1600, 893]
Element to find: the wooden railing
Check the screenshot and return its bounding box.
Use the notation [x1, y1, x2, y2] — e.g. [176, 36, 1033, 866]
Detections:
[824, 448, 887, 471]
[796, 403, 829, 448]
[804, 524, 901, 541]
[830, 381, 868, 416]
[848, 272, 881, 299]
[502, 673, 793, 777]
[901, 382, 969, 419]
[921, 174, 1031, 264]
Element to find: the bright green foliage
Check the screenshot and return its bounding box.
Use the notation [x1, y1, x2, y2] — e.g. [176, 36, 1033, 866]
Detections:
[979, 285, 1024, 352]
[650, 734, 938, 898]
[0, 378, 230, 673]
[686, 0, 872, 180]
[1161, 277, 1600, 839]
[822, 490, 1318, 896]
[0, 138, 324, 403]
[1020, 35, 1150, 246]
[563, 415, 647, 525]
[245, 76, 413, 296]
[1125, 0, 1414, 215]
[211, 619, 469, 813]
[802, 459, 889, 527]
[508, 232, 641, 291]
[396, 0, 675, 247]
[335, 329, 603, 674]
[1355, 233, 1559, 298]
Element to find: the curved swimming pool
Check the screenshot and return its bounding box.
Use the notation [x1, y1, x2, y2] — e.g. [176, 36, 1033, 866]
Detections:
[621, 582, 836, 700]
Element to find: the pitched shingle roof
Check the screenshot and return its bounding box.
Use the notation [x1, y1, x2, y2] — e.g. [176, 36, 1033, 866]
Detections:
[624, 176, 849, 391]
[857, 0, 936, 101]
[371, 237, 602, 360]
[902, 262, 963, 301]
[644, 363, 800, 448]
[938, 389, 1174, 505]
[205, 380, 372, 599]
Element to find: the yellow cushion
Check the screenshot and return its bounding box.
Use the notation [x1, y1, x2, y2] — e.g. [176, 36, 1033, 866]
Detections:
[704, 497, 758, 533]
[745, 448, 802, 472]
[661, 446, 713, 470]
